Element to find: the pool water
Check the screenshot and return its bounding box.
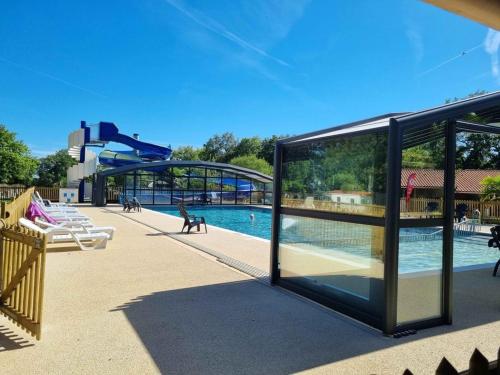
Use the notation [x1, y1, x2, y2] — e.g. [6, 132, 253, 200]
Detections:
[149, 205, 499, 272]
[151, 205, 272, 240]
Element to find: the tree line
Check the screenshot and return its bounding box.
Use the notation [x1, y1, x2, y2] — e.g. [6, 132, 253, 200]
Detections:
[0, 124, 285, 187]
[171, 133, 286, 175]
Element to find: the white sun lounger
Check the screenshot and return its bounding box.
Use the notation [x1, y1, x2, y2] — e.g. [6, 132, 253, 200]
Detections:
[34, 217, 115, 240]
[19, 218, 109, 250]
[33, 192, 79, 212]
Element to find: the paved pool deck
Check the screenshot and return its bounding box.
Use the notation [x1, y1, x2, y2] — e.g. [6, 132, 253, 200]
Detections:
[0, 205, 499, 374]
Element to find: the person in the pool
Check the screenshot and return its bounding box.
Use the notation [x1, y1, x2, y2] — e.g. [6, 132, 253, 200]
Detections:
[250, 213, 255, 222]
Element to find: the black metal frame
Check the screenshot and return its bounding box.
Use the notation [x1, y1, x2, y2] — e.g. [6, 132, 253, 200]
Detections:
[270, 91, 500, 335]
[96, 162, 273, 207]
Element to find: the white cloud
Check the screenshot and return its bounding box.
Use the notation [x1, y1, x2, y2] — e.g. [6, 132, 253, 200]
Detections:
[164, 0, 291, 67]
[484, 28, 500, 84]
[406, 28, 424, 63]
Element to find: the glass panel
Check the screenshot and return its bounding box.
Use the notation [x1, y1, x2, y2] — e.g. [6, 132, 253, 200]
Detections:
[279, 214, 384, 317]
[172, 190, 185, 204]
[251, 191, 264, 204]
[400, 122, 445, 218]
[236, 190, 250, 204]
[188, 167, 205, 177]
[221, 191, 236, 204]
[281, 131, 388, 217]
[134, 190, 153, 204]
[222, 172, 236, 191]
[173, 177, 188, 190]
[189, 178, 205, 191]
[125, 175, 135, 189]
[397, 226, 443, 324]
[154, 190, 171, 204]
[206, 169, 221, 178]
[207, 177, 221, 190]
[137, 173, 154, 189]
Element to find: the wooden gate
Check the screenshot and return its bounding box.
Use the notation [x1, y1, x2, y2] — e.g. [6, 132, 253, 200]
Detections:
[0, 222, 47, 340]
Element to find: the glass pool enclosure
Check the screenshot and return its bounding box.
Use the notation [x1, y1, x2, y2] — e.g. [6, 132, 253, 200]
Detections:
[270, 91, 500, 334]
[93, 161, 273, 206]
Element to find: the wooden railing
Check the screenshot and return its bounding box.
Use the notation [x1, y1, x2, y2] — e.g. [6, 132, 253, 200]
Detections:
[0, 186, 47, 340]
[0, 224, 47, 340]
[0, 187, 35, 226]
[404, 346, 499, 374]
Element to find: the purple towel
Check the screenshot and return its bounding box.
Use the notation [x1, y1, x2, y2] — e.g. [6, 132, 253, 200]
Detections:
[26, 202, 57, 224]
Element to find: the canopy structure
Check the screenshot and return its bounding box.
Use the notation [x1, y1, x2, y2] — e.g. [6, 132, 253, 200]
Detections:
[270, 91, 500, 334]
[94, 160, 273, 206]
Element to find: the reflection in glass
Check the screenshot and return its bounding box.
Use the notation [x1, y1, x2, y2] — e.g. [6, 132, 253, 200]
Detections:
[281, 132, 387, 217]
[400, 123, 445, 218]
[397, 227, 443, 324]
[279, 214, 384, 317]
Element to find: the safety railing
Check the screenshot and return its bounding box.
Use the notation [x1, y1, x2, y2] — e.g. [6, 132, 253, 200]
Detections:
[0, 186, 47, 340]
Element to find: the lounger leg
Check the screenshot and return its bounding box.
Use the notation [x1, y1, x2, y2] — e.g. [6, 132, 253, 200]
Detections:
[493, 259, 500, 277]
[94, 237, 108, 250]
[197, 224, 200, 232]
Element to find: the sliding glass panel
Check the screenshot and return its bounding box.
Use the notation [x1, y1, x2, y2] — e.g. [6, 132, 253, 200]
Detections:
[279, 214, 385, 318]
[281, 131, 388, 217]
[397, 226, 443, 324]
[400, 122, 445, 219]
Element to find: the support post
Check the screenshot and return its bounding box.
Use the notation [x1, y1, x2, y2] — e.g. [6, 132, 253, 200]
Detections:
[270, 142, 283, 283]
[383, 119, 402, 334]
[443, 120, 456, 324]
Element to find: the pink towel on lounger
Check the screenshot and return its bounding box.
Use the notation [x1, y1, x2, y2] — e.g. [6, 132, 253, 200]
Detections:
[26, 202, 57, 224]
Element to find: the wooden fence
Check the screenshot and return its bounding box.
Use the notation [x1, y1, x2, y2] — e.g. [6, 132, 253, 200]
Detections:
[0, 186, 47, 340]
[107, 187, 123, 203]
[0, 185, 26, 201]
[282, 196, 500, 222]
[0, 186, 60, 203]
[404, 347, 499, 374]
[35, 187, 59, 202]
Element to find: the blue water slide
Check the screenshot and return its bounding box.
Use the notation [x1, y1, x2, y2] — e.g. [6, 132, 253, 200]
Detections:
[88, 122, 172, 167]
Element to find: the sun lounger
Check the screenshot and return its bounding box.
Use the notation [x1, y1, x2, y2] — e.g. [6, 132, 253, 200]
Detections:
[34, 217, 115, 240]
[19, 218, 109, 250]
[177, 203, 207, 234]
[33, 192, 78, 212]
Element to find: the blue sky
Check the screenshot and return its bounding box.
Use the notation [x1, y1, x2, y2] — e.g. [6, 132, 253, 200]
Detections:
[1, 0, 499, 157]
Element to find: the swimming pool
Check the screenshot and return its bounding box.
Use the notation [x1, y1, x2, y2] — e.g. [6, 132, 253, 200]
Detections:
[149, 205, 499, 272]
[151, 205, 272, 239]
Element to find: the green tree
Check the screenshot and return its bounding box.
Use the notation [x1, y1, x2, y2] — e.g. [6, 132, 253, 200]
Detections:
[0, 124, 39, 185]
[171, 146, 200, 161]
[258, 135, 288, 166]
[233, 137, 262, 158]
[36, 150, 77, 187]
[481, 175, 500, 201]
[228, 155, 273, 175]
[199, 132, 238, 162]
[402, 146, 434, 168]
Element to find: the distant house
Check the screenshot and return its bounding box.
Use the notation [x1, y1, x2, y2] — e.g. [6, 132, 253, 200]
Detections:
[401, 169, 500, 200]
